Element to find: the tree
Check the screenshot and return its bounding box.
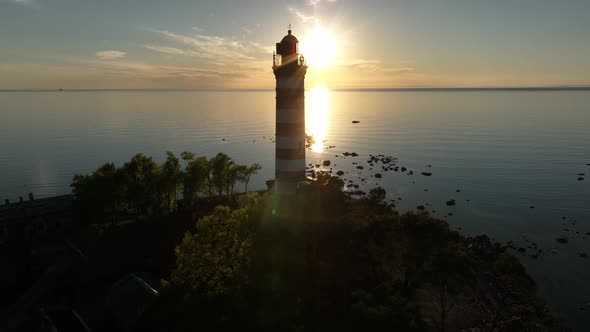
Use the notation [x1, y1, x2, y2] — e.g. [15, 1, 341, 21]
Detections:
[180, 151, 195, 162]
[122, 153, 161, 215]
[71, 173, 96, 224]
[161, 151, 183, 212]
[210, 153, 233, 197]
[241, 163, 262, 193]
[225, 163, 244, 199]
[171, 203, 257, 297]
[71, 162, 126, 224]
[183, 156, 209, 207]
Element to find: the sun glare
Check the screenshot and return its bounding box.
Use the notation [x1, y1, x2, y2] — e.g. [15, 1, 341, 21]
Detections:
[301, 27, 337, 68]
[306, 86, 330, 153]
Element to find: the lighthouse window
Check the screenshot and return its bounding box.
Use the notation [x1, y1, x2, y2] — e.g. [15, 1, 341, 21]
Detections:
[291, 43, 296, 54]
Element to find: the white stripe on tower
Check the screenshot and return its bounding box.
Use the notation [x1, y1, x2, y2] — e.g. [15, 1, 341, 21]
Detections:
[276, 159, 306, 172]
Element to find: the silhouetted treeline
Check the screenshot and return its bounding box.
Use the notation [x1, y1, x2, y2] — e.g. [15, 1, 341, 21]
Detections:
[70, 151, 261, 224]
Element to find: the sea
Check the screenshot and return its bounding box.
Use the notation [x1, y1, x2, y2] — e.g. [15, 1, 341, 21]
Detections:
[1, 89, 589, 329]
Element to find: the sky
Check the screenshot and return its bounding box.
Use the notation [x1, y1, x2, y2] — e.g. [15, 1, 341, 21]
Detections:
[1, 0, 590, 89]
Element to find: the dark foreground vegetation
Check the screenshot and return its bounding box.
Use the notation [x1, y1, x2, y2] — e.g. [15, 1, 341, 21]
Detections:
[1, 152, 567, 331]
[153, 174, 565, 332]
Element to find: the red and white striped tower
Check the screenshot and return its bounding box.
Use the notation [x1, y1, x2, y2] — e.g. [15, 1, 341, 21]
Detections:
[273, 27, 307, 198]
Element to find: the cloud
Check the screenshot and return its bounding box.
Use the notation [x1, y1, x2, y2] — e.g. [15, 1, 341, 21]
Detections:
[144, 45, 196, 56]
[309, 0, 336, 6]
[309, 0, 337, 7]
[73, 57, 253, 87]
[152, 30, 255, 60]
[149, 29, 272, 66]
[139, 29, 278, 86]
[10, 0, 38, 8]
[338, 59, 413, 75]
[288, 7, 318, 23]
[95, 50, 127, 60]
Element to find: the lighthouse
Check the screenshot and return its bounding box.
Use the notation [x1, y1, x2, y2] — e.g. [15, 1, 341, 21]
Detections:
[273, 27, 308, 199]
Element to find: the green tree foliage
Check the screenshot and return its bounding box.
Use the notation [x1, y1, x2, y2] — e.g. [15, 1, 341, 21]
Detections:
[210, 153, 233, 197]
[71, 151, 263, 223]
[180, 151, 196, 162]
[182, 156, 209, 208]
[225, 163, 243, 199]
[171, 200, 259, 296]
[147, 179, 562, 331]
[351, 283, 421, 331]
[122, 153, 162, 215]
[299, 171, 347, 219]
[71, 162, 126, 224]
[241, 163, 262, 193]
[161, 151, 183, 212]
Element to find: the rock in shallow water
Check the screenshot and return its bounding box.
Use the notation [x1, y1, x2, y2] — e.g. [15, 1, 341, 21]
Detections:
[578, 177, 585, 181]
[421, 172, 432, 176]
[446, 199, 456, 206]
[555, 237, 569, 244]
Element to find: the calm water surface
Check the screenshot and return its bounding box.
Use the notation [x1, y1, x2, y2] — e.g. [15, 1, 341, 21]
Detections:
[1, 90, 589, 329]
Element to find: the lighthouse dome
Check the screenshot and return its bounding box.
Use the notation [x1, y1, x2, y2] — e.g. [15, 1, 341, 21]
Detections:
[281, 29, 299, 44]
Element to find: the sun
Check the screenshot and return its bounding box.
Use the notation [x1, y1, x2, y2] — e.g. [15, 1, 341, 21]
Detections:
[301, 26, 337, 68]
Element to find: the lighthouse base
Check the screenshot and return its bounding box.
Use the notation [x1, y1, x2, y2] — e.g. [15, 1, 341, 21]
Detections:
[271, 179, 308, 218]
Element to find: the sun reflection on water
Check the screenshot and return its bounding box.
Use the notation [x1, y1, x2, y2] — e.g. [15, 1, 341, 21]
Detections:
[306, 86, 330, 153]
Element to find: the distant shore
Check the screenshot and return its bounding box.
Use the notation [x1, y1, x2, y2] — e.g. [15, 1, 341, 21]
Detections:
[1, 86, 590, 93]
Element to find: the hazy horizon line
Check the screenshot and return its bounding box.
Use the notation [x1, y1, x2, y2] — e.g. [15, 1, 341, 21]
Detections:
[1, 86, 590, 93]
